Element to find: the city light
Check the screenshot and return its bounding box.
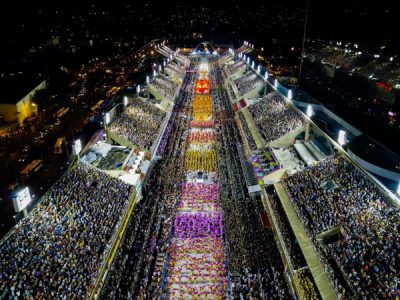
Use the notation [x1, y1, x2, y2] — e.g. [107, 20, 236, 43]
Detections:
[307, 105, 313, 117]
[247, 57, 250, 63]
[153, 70, 156, 77]
[75, 139, 82, 154]
[105, 113, 110, 125]
[397, 183, 400, 196]
[338, 130, 346, 146]
[163, 61, 166, 66]
[159, 65, 162, 71]
[251, 61, 254, 68]
[265, 71, 269, 79]
[257, 65, 260, 73]
[288, 89, 292, 100]
[12, 187, 31, 212]
[124, 96, 128, 106]
[136, 85, 140, 94]
[146, 75, 149, 84]
[274, 79, 278, 88]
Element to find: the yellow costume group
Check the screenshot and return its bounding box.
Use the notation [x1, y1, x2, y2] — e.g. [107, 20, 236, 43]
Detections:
[184, 150, 217, 172]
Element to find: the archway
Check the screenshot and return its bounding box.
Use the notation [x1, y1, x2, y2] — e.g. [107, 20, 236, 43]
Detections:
[193, 42, 217, 53]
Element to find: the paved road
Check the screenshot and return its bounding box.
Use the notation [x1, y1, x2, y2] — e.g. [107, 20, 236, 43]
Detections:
[0, 97, 96, 238]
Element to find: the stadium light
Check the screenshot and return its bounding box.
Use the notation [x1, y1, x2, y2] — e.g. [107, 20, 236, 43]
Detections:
[288, 89, 292, 100]
[307, 104, 313, 117]
[75, 139, 82, 154]
[105, 113, 110, 125]
[124, 96, 128, 106]
[265, 71, 269, 79]
[146, 76, 149, 84]
[338, 130, 346, 146]
[274, 79, 278, 88]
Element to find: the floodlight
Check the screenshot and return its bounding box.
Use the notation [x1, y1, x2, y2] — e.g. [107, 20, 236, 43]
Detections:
[75, 139, 82, 154]
[338, 130, 346, 146]
[307, 105, 313, 117]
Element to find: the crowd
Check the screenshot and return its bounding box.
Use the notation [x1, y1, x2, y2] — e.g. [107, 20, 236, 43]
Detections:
[227, 83, 236, 100]
[222, 199, 292, 299]
[190, 120, 215, 128]
[179, 183, 220, 211]
[100, 68, 197, 299]
[188, 131, 215, 146]
[148, 75, 179, 101]
[237, 111, 257, 151]
[218, 52, 233, 65]
[212, 90, 232, 114]
[236, 44, 249, 53]
[283, 153, 400, 299]
[296, 270, 321, 300]
[226, 60, 246, 76]
[267, 193, 307, 270]
[165, 62, 186, 79]
[234, 70, 264, 97]
[175, 53, 190, 66]
[247, 93, 305, 144]
[210, 64, 224, 86]
[110, 98, 166, 151]
[0, 162, 133, 299]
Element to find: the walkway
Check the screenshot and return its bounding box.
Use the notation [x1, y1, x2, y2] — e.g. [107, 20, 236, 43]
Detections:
[274, 182, 337, 300]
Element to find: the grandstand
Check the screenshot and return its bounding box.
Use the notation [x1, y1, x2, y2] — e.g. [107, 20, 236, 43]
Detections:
[3, 41, 400, 300]
[148, 74, 181, 102]
[165, 62, 186, 79]
[218, 51, 234, 65]
[108, 97, 168, 153]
